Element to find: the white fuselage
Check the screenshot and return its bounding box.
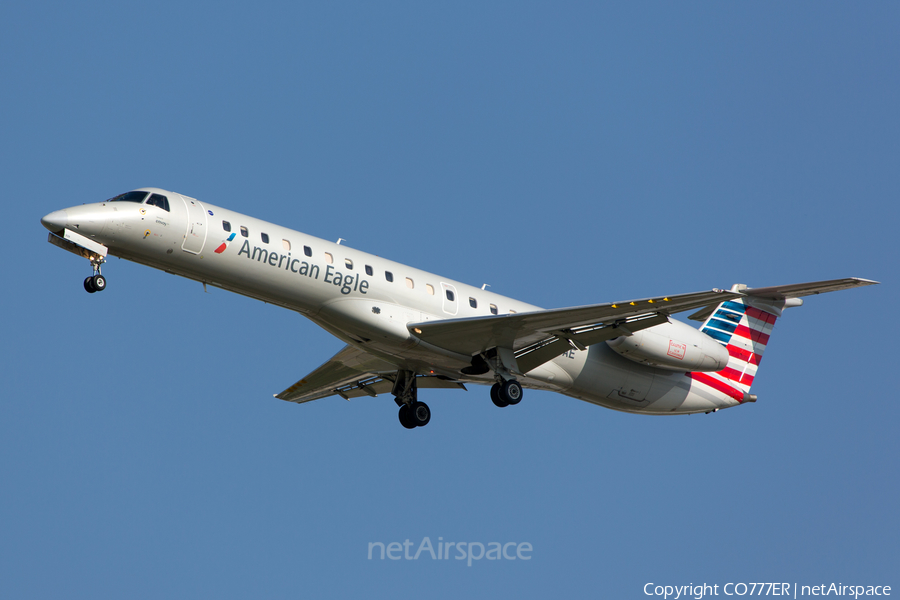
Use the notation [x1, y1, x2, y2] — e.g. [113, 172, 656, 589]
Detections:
[43, 188, 744, 415]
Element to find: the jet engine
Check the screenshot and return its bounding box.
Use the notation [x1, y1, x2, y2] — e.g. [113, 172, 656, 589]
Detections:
[606, 319, 729, 372]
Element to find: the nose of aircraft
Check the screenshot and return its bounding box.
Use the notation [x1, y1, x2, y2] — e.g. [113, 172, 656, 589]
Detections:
[41, 210, 69, 233]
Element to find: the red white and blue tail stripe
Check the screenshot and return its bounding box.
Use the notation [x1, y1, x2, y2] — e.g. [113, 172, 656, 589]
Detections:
[688, 297, 780, 403]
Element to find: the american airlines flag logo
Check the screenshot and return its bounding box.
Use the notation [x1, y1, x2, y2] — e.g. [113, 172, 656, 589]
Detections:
[689, 300, 777, 402]
[214, 233, 237, 254]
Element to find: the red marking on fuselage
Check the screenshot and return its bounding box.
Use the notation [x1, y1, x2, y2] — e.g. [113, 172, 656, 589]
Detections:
[214, 243, 227, 254]
[667, 340, 687, 360]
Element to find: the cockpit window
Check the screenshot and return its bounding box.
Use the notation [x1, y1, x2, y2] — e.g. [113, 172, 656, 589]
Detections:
[146, 193, 170, 212]
[110, 191, 149, 203]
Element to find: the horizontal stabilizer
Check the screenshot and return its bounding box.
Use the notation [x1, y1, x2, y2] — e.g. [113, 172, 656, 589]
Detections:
[742, 277, 878, 299]
[689, 278, 878, 321]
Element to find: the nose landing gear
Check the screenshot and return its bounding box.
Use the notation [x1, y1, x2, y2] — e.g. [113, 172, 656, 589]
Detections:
[83, 258, 107, 293]
[83, 274, 107, 293]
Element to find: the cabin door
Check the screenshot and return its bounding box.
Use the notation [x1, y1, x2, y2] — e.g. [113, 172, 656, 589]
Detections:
[180, 195, 208, 254]
[440, 283, 458, 315]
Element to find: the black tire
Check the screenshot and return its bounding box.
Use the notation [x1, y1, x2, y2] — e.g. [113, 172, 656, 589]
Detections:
[398, 404, 416, 429]
[84, 276, 96, 293]
[501, 380, 523, 405]
[91, 274, 107, 292]
[410, 401, 431, 427]
[490, 383, 508, 408]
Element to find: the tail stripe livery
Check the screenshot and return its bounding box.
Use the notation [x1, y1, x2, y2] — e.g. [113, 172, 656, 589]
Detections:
[689, 371, 745, 402]
[727, 345, 761, 366]
[689, 297, 781, 402]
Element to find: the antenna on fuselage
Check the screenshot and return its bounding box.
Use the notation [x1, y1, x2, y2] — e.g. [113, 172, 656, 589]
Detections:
[337, 238, 345, 245]
[482, 284, 490, 290]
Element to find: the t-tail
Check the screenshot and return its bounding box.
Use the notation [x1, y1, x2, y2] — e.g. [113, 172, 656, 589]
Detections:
[686, 278, 878, 406]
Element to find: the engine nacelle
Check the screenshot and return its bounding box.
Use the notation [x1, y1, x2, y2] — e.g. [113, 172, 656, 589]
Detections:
[606, 319, 729, 372]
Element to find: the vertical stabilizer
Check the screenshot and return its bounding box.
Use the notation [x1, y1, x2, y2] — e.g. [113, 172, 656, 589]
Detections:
[688, 285, 787, 401]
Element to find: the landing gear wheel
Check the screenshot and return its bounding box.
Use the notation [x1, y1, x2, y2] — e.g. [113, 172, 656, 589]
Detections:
[410, 402, 431, 427]
[490, 383, 508, 408]
[84, 276, 96, 293]
[91, 274, 107, 292]
[501, 380, 523, 405]
[398, 404, 416, 429]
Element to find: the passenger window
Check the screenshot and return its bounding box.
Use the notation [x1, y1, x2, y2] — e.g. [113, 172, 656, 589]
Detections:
[304, 245, 312, 257]
[345, 259, 353, 270]
[147, 193, 170, 212]
[469, 297, 477, 308]
[222, 221, 231, 232]
[406, 278, 414, 289]
[282, 239, 291, 251]
[490, 304, 498, 315]
[446, 290, 455, 301]
[324, 252, 333, 264]
[240, 226, 248, 238]
[365, 265, 373, 276]
[385, 271, 394, 282]
[261, 233, 270, 244]
[426, 284, 434, 295]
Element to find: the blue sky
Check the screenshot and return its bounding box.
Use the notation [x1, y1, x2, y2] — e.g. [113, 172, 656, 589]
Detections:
[2, 2, 897, 598]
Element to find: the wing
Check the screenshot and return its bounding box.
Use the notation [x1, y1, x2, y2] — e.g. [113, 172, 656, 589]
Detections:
[408, 288, 743, 372]
[274, 344, 466, 404]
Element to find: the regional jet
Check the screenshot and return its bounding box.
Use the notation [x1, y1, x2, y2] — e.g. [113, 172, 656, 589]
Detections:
[41, 188, 877, 429]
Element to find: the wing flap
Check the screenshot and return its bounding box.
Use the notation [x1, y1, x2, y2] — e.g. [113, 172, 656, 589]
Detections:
[328, 374, 466, 401]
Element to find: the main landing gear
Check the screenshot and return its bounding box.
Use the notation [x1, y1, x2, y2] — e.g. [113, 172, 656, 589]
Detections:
[478, 348, 524, 409]
[83, 258, 107, 293]
[393, 370, 431, 430]
[490, 379, 523, 408]
[398, 401, 431, 429]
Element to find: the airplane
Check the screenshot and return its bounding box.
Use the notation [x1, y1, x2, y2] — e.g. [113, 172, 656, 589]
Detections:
[41, 187, 877, 429]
